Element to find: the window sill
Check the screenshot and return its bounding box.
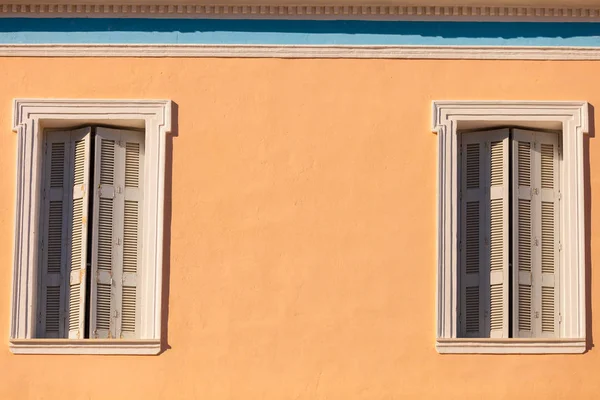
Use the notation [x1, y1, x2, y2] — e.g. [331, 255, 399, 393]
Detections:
[9, 339, 161, 355]
[436, 338, 586, 354]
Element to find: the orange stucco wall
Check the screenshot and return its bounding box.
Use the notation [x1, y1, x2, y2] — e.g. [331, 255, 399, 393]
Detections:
[0, 58, 598, 399]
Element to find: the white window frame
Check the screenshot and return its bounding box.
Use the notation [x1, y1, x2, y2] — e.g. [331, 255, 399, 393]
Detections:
[10, 99, 172, 355]
[432, 101, 588, 354]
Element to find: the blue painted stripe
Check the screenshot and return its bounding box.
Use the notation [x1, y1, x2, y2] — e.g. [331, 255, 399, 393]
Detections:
[1, 19, 600, 46]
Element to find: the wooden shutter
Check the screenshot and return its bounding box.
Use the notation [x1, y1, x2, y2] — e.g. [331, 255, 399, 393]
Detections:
[513, 131, 534, 337]
[39, 128, 91, 339]
[460, 135, 483, 337]
[512, 129, 560, 338]
[460, 129, 509, 338]
[68, 129, 92, 339]
[90, 127, 144, 339]
[122, 134, 143, 339]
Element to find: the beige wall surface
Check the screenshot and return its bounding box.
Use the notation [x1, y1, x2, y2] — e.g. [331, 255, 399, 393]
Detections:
[0, 58, 598, 399]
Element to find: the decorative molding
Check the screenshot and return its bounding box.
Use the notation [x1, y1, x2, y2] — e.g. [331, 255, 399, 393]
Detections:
[5, 44, 600, 60]
[3, 4, 600, 21]
[432, 100, 588, 354]
[11, 99, 171, 355]
[10, 339, 161, 355]
[436, 338, 586, 354]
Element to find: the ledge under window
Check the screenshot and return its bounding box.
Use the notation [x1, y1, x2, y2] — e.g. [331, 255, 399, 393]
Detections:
[9, 339, 161, 355]
[436, 338, 586, 354]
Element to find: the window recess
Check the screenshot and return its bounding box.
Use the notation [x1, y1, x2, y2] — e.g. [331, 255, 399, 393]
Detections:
[38, 126, 144, 340]
[459, 128, 560, 339]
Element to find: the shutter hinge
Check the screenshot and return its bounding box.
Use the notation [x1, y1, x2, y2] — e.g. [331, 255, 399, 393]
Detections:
[559, 313, 563, 323]
[42, 189, 46, 200]
[558, 191, 562, 201]
[559, 242, 562, 252]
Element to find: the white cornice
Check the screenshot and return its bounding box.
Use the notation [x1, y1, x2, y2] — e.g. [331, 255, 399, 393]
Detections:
[4, 44, 600, 60]
[2, 4, 600, 21]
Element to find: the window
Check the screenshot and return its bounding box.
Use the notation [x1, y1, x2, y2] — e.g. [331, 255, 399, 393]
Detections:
[460, 128, 559, 339]
[40, 126, 144, 340]
[433, 101, 588, 354]
[10, 99, 171, 355]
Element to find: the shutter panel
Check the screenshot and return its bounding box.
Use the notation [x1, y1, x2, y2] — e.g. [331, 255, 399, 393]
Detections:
[460, 136, 483, 337]
[513, 129, 560, 338]
[121, 136, 143, 339]
[488, 133, 510, 338]
[39, 128, 91, 339]
[68, 129, 92, 339]
[513, 133, 534, 337]
[538, 132, 560, 337]
[460, 129, 509, 338]
[39, 133, 69, 338]
[91, 127, 144, 339]
[90, 131, 116, 338]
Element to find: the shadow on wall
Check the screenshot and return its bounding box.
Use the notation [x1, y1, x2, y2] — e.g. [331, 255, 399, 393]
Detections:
[585, 103, 594, 352]
[160, 101, 178, 354]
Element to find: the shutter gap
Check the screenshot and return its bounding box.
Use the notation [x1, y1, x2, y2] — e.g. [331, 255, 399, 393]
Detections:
[83, 126, 96, 339]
